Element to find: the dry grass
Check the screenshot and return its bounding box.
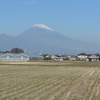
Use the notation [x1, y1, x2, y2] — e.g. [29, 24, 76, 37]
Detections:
[0, 61, 100, 100]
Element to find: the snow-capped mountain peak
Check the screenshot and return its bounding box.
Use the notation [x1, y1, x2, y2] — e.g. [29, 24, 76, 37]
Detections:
[33, 24, 53, 31]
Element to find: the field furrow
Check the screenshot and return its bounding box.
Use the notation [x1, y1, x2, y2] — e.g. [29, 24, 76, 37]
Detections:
[0, 62, 100, 100]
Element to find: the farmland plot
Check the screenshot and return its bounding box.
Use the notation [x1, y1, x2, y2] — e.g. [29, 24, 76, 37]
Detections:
[0, 62, 100, 100]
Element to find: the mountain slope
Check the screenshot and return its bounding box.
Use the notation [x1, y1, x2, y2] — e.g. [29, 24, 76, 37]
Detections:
[0, 24, 99, 54]
[16, 24, 99, 53]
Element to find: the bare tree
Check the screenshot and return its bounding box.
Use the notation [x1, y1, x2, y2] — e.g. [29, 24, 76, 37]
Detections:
[10, 48, 24, 53]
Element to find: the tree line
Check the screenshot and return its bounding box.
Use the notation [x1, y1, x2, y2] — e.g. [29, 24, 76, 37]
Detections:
[0, 48, 24, 53]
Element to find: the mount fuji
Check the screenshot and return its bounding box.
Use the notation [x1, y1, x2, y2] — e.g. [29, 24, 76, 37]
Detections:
[0, 24, 99, 54]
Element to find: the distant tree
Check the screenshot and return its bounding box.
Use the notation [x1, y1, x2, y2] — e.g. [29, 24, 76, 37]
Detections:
[63, 58, 69, 60]
[88, 58, 92, 62]
[10, 48, 24, 53]
[5, 51, 10, 53]
[44, 57, 52, 60]
[0, 51, 10, 53]
[98, 56, 100, 61]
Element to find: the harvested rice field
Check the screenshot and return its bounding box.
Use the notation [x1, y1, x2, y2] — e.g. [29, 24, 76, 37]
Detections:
[0, 61, 100, 100]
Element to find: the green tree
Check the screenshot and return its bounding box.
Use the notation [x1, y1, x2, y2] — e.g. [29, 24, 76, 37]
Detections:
[44, 57, 52, 60]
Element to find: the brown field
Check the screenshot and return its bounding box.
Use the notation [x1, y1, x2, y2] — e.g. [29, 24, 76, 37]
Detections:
[0, 61, 100, 100]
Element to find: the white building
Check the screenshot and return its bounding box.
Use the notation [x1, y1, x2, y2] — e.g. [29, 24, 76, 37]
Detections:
[0, 53, 29, 61]
[88, 54, 100, 61]
[77, 53, 88, 61]
[51, 55, 63, 61]
[14, 53, 29, 61]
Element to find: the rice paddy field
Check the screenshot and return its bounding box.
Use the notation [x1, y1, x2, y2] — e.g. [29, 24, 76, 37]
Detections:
[0, 61, 100, 100]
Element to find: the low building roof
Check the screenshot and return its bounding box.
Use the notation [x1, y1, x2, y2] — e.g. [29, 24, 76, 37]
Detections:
[28, 54, 44, 58]
[77, 53, 87, 55]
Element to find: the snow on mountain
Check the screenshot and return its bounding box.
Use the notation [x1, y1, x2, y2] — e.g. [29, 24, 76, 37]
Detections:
[33, 24, 53, 31]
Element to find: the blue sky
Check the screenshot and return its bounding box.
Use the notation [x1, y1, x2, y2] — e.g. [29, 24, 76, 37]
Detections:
[0, 0, 100, 45]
